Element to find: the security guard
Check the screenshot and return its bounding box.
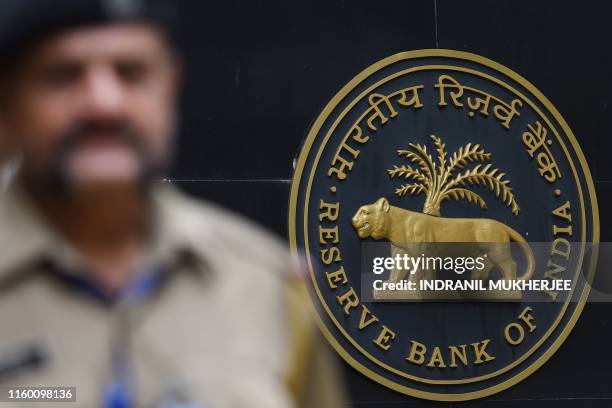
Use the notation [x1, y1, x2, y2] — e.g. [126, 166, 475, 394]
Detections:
[0, 1, 345, 407]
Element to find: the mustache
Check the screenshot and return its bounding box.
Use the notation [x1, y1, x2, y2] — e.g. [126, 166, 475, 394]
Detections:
[53, 120, 147, 155]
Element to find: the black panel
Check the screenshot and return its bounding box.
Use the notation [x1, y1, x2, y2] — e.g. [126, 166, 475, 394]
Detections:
[437, 0, 612, 183]
[173, 180, 290, 237]
[171, 0, 436, 179]
[170, 0, 612, 406]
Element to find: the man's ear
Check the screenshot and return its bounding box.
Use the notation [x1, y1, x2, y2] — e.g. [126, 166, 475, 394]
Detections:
[162, 50, 184, 101]
[378, 197, 390, 213]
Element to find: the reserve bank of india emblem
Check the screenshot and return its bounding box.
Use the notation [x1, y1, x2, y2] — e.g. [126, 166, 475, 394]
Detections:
[288, 50, 599, 400]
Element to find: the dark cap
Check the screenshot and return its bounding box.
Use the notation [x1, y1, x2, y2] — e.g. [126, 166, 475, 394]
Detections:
[0, 0, 177, 68]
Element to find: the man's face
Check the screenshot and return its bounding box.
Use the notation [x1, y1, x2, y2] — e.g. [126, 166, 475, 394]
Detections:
[1, 23, 180, 193]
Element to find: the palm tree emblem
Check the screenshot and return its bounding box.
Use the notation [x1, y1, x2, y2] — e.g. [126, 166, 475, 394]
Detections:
[387, 134, 520, 217]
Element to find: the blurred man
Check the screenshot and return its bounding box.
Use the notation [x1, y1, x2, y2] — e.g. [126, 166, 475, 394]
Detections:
[0, 1, 345, 407]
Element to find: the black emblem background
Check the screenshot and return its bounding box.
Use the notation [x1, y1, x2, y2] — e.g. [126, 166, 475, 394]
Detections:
[289, 50, 598, 400]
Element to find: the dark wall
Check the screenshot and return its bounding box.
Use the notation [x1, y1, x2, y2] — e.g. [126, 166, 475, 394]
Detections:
[170, 1, 612, 406]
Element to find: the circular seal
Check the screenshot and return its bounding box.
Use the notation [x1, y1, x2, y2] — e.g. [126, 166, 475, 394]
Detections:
[289, 50, 599, 401]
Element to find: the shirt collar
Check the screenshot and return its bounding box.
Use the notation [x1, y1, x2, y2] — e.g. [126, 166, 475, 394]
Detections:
[0, 184, 214, 283]
[0, 185, 61, 279]
[149, 185, 215, 275]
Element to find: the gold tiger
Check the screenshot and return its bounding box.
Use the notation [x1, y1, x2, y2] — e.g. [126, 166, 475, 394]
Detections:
[351, 197, 534, 284]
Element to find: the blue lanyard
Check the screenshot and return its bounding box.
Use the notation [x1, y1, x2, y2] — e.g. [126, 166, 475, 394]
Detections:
[102, 268, 163, 408]
[63, 267, 204, 408]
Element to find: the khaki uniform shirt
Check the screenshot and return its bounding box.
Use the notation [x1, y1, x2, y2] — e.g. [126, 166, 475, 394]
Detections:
[0, 186, 344, 407]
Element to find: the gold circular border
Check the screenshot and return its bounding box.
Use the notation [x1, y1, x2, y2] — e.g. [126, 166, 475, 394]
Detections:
[288, 49, 600, 401]
[302, 64, 587, 385]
